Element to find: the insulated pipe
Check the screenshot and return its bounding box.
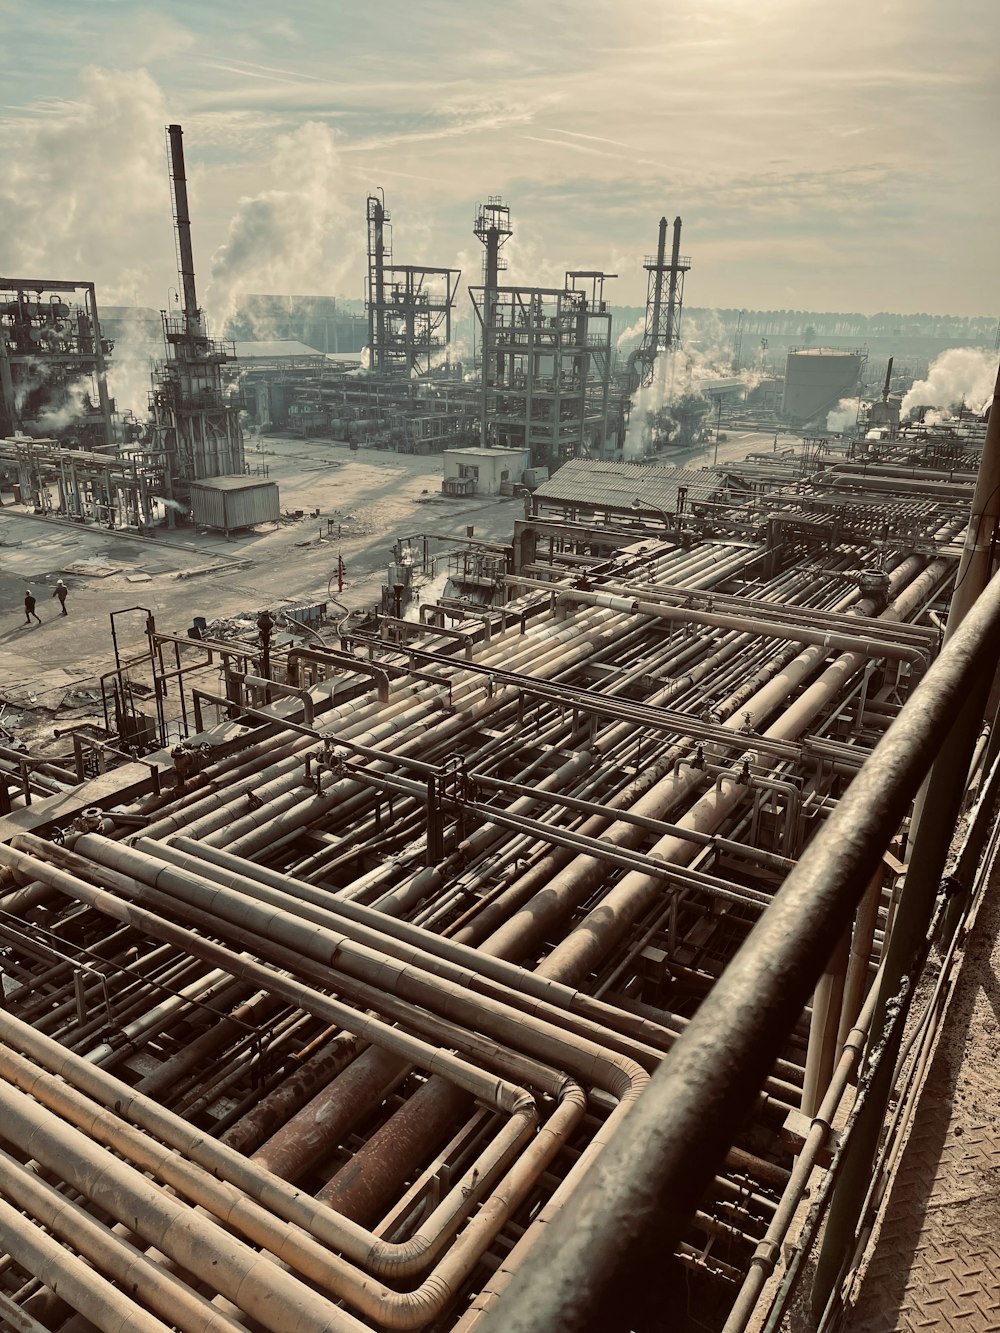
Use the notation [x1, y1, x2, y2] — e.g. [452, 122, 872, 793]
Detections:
[0, 1071, 367, 1333]
[81, 966, 232, 1066]
[153, 543, 747, 846]
[157, 837, 672, 1071]
[0, 1189, 172, 1333]
[0, 1146, 243, 1333]
[180, 609, 598, 842]
[207, 610, 642, 857]
[0, 854, 596, 1326]
[287, 646, 390, 702]
[534, 555, 952, 983]
[547, 587, 930, 671]
[147, 546, 735, 847]
[0, 841, 538, 1117]
[230, 671, 316, 725]
[470, 558, 1000, 1333]
[49, 835, 668, 1273]
[64, 834, 648, 1112]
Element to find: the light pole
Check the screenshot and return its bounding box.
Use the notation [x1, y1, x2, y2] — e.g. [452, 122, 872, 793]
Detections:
[712, 396, 723, 466]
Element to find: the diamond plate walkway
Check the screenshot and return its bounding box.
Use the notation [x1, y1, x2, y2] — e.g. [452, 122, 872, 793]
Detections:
[843, 858, 1000, 1331]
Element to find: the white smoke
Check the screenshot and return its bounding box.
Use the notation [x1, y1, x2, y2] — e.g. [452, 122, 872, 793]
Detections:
[616, 315, 645, 354]
[0, 68, 171, 303]
[901, 347, 997, 419]
[207, 123, 358, 336]
[107, 310, 159, 419]
[33, 378, 93, 434]
[826, 397, 864, 434]
[622, 312, 738, 458]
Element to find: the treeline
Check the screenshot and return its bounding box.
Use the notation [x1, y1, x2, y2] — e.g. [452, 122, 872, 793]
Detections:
[693, 309, 997, 339]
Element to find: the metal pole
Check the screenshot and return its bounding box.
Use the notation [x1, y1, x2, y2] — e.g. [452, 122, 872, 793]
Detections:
[650, 216, 667, 356]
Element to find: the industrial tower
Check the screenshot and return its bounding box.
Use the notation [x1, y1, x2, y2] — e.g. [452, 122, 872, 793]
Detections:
[365, 192, 460, 377]
[637, 215, 690, 387]
[149, 124, 245, 486]
[473, 197, 512, 392]
[0, 279, 114, 446]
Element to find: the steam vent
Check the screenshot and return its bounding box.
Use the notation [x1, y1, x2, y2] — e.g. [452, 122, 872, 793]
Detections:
[1, 30, 999, 1328]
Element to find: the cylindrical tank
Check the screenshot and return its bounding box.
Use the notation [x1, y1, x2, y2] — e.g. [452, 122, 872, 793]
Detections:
[782, 349, 863, 424]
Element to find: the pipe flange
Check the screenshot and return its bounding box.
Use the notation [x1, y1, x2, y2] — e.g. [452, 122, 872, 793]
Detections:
[74, 807, 104, 834]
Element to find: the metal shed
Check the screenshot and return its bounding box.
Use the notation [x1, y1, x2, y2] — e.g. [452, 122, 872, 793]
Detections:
[531, 460, 727, 517]
[188, 476, 280, 535]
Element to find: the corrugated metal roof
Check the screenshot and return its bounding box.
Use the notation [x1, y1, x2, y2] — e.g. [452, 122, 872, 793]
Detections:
[189, 476, 280, 493]
[233, 340, 325, 360]
[532, 460, 726, 511]
[443, 447, 529, 460]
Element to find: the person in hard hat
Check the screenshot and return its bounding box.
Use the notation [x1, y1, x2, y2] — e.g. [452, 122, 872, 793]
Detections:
[23, 591, 41, 625]
[52, 579, 68, 616]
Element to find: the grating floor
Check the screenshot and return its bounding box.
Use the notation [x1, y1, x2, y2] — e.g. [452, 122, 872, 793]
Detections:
[843, 858, 1000, 1332]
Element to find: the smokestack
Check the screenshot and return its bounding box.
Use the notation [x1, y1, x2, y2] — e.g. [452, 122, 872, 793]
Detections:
[663, 216, 682, 353]
[882, 355, 894, 403]
[650, 217, 668, 353]
[166, 124, 201, 337]
[367, 194, 387, 374]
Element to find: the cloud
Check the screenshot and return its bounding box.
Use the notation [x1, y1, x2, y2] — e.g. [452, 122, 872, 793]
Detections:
[206, 121, 359, 331]
[0, 0, 995, 316]
[0, 66, 172, 304]
[106, 11, 197, 64]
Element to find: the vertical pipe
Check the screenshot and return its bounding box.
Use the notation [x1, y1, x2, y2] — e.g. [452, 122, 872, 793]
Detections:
[800, 927, 849, 1117]
[835, 864, 884, 1057]
[87, 283, 114, 446]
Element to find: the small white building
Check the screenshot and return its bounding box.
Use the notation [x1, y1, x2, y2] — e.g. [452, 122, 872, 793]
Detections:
[441, 447, 530, 497]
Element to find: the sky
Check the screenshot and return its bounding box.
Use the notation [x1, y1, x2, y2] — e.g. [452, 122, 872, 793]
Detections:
[0, 0, 997, 327]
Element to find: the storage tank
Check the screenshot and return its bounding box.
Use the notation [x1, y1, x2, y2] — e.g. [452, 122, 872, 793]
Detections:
[782, 349, 863, 425]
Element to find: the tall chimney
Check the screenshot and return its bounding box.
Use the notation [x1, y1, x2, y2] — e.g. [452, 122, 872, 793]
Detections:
[663, 216, 683, 353]
[166, 124, 201, 337]
[650, 216, 668, 352]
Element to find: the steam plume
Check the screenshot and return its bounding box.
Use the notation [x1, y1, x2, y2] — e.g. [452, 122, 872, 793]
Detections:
[207, 123, 357, 336]
[0, 68, 170, 302]
[901, 348, 997, 418]
[826, 397, 863, 434]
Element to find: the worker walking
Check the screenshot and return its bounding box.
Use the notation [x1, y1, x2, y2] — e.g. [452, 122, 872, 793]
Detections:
[52, 579, 68, 616]
[23, 591, 41, 625]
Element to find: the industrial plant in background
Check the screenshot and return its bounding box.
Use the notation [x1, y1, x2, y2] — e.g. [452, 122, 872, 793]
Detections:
[0, 124, 264, 533]
[0, 278, 114, 447]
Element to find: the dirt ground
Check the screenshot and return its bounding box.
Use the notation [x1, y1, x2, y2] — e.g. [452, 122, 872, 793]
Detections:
[0, 428, 785, 756]
[0, 435, 523, 753]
